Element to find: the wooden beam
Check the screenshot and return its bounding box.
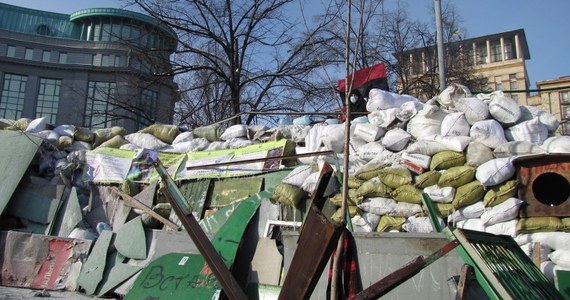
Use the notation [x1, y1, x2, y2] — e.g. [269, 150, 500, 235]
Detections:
[110, 188, 179, 231]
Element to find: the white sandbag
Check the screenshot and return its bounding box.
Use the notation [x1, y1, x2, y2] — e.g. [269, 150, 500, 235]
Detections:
[381, 128, 411, 152]
[66, 141, 92, 151]
[304, 123, 326, 153]
[488, 91, 521, 125]
[520, 242, 551, 263]
[543, 136, 570, 154]
[441, 112, 470, 136]
[35, 130, 60, 143]
[436, 83, 472, 108]
[406, 104, 447, 139]
[469, 119, 508, 149]
[548, 250, 570, 269]
[519, 105, 560, 133]
[352, 212, 381, 233]
[220, 124, 249, 140]
[301, 170, 338, 197]
[358, 197, 396, 215]
[366, 89, 420, 111]
[160, 141, 197, 153]
[515, 232, 570, 250]
[465, 141, 494, 167]
[368, 108, 400, 127]
[396, 100, 423, 122]
[357, 142, 385, 161]
[456, 218, 483, 232]
[423, 184, 455, 203]
[25, 117, 48, 133]
[401, 152, 431, 170]
[448, 201, 486, 223]
[224, 138, 254, 149]
[453, 97, 490, 125]
[504, 117, 548, 145]
[353, 123, 386, 142]
[484, 219, 518, 237]
[475, 156, 516, 187]
[321, 124, 345, 153]
[172, 131, 194, 144]
[296, 146, 329, 165]
[406, 140, 448, 156]
[403, 216, 445, 233]
[422, 135, 472, 152]
[53, 124, 75, 137]
[351, 116, 369, 124]
[207, 141, 228, 151]
[541, 261, 570, 283]
[282, 165, 314, 188]
[480, 197, 523, 226]
[119, 143, 141, 151]
[125, 132, 169, 150]
[387, 202, 423, 217]
[493, 141, 545, 158]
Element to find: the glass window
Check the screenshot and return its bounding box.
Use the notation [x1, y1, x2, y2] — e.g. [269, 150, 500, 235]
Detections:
[490, 40, 501, 62]
[561, 91, 570, 104]
[84, 81, 116, 129]
[0, 73, 27, 119]
[137, 89, 158, 129]
[495, 76, 502, 91]
[25, 48, 34, 60]
[476, 42, 487, 64]
[59, 52, 67, 64]
[93, 24, 101, 41]
[7, 45, 16, 57]
[42, 50, 51, 62]
[503, 37, 515, 60]
[114, 56, 121, 67]
[562, 105, 570, 119]
[102, 55, 110, 67]
[563, 122, 570, 135]
[36, 78, 61, 123]
[101, 23, 111, 41]
[509, 74, 517, 90]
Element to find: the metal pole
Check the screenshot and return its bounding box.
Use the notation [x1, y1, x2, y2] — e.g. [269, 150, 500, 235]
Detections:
[435, 0, 446, 91]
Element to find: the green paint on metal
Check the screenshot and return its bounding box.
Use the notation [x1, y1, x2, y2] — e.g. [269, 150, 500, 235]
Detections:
[7, 189, 59, 224]
[96, 252, 142, 297]
[210, 177, 263, 207]
[178, 179, 211, 220]
[246, 284, 282, 300]
[0, 131, 42, 216]
[77, 230, 114, 295]
[260, 169, 293, 193]
[54, 187, 83, 238]
[115, 216, 147, 260]
[125, 192, 263, 300]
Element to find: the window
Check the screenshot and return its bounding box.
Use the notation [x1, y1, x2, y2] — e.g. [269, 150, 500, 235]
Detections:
[6, 45, 16, 58]
[0, 73, 27, 119]
[59, 52, 67, 64]
[137, 89, 158, 130]
[495, 76, 502, 91]
[476, 42, 487, 64]
[84, 81, 116, 129]
[490, 40, 501, 62]
[36, 78, 61, 123]
[560, 91, 569, 104]
[102, 55, 110, 67]
[562, 105, 570, 119]
[509, 74, 517, 90]
[42, 50, 51, 62]
[563, 123, 570, 135]
[504, 37, 515, 60]
[101, 24, 111, 41]
[36, 24, 51, 36]
[511, 94, 519, 103]
[25, 48, 34, 60]
[114, 56, 121, 67]
[93, 24, 101, 41]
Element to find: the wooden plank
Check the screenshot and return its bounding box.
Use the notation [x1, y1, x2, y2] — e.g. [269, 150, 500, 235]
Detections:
[111, 188, 179, 231]
[155, 161, 247, 300]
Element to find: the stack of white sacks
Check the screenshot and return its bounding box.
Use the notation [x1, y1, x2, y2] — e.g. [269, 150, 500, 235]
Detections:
[279, 84, 570, 282]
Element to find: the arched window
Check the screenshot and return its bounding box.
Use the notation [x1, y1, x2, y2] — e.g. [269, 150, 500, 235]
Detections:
[36, 24, 51, 36]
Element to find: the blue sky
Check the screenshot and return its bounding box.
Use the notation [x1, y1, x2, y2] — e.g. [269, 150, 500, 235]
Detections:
[2, 0, 568, 89]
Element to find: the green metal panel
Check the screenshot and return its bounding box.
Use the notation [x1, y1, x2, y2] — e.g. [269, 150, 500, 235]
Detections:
[0, 131, 42, 216]
[125, 192, 263, 300]
[77, 230, 114, 295]
[114, 216, 147, 260]
[210, 177, 264, 207]
[178, 179, 211, 220]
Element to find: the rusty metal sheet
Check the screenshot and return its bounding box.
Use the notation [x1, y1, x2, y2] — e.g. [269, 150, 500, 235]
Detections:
[514, 153, 570, 217]
[0, 231, 92, 290]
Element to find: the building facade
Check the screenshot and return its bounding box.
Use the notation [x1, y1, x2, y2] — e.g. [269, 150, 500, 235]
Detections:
[0, 3, 179, 132]
[398, 29, 531, 104]
[527, 77, 570, 135]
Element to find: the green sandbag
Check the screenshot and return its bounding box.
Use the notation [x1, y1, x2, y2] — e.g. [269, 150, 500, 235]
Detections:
[74, 127, 94, 143]
[6, 118, 30, 131]
[98, 135, 129, 149]
[391, 184, 422, 204]
[452, 180, 484, 209]
[414, 170, 442, 189]
[93, 126, 127, 146]
[516, 217, 563, 233]
[376, 215, 406, 232]
[438, 166, 475, 188]
[356, 178, 392, 198]
[193, 124, 222, 142]
[140, 124, 180, 144]
[378, 167, 412, 189]
[483, 180, 518, 207]
[271, 183, 307, 208]
[331, 206, 359, 223]
[348, 176, 364, 189]
[330, 189, 362, 206]
[430, 150, 465, 170]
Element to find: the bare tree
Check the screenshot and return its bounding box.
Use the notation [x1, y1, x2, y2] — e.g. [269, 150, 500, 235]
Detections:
[127, 0, 341, 127]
